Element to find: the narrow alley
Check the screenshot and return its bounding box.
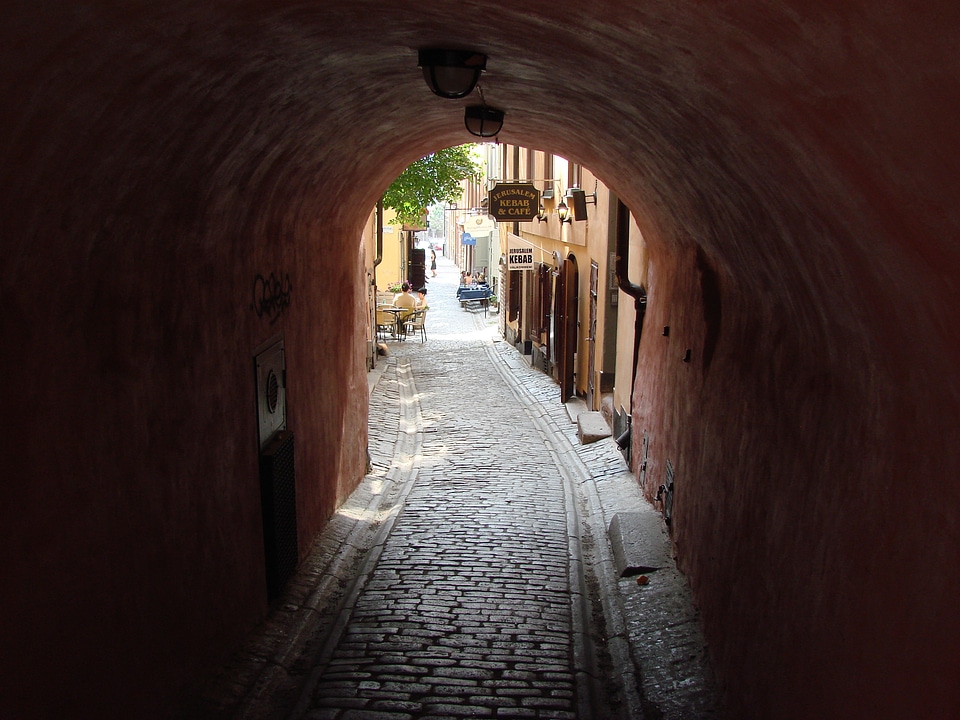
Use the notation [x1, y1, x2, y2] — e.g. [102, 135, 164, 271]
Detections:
[5, 4, 956, 717]
[197, 258, 722, 720]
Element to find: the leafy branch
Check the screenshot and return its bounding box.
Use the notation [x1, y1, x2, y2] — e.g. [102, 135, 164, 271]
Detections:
[383, 145, 481, 226]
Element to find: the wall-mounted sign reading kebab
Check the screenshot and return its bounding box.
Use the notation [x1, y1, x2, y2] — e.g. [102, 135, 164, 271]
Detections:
[506, 232, 535, 271]
[488, 183, 540, 222]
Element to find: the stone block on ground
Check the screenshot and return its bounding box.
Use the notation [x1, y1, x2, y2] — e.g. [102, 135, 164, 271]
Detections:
[608, 511, 672, 577]
[565, 397, 588, 423]
[577, 410, 611, 444]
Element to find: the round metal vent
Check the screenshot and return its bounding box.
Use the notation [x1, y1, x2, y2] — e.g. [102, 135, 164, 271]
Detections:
[266, 369, 279, 414]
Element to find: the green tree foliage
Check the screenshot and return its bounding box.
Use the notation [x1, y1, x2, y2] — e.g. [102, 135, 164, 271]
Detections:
[383, 145, 480, 226]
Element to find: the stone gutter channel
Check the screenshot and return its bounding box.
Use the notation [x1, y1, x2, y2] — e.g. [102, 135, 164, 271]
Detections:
[479, 335, 637, 720]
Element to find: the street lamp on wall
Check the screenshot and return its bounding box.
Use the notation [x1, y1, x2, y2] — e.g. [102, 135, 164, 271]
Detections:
[418, 49, 487, 99]
[556, 199, 572, 224]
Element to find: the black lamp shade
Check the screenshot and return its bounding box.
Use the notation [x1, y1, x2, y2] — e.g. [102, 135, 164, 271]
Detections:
[418, 49, 487, 99]
[464, 105, 504, 138]
[567, 188, 588, 220]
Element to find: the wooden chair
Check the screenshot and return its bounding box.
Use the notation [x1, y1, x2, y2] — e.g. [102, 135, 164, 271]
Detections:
[405, 308, 427, 342]
[395, 308, 416, 341]
[376, 308, 396, 340]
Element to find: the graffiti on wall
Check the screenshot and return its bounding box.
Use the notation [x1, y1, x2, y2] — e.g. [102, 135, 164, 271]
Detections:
[253, 272, 293, 325]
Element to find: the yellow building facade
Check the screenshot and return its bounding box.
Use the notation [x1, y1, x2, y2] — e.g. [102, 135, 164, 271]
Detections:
[492, 145, 648, 442]
[362, 143, 650, 446]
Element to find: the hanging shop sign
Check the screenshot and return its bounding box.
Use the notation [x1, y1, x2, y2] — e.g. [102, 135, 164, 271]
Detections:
[461, 232, 476, 246]
[488, 182, 539, 222]
[461, 213, 496, 235]
[507, 235, 535, 271]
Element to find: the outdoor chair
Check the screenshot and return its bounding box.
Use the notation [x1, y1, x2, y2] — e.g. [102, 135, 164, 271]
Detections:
[394, 308, 416, 341]
[405, 308, 427, 342]
[375, 308, 396, 340]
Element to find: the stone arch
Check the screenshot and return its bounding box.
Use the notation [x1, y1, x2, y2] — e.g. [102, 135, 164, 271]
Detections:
[2, 2, 958, 717]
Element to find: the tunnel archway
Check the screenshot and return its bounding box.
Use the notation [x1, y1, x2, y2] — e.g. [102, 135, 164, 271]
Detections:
[2, 2, 958, 717]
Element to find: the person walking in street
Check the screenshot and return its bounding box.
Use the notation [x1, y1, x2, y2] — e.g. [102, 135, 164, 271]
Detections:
[430, 248, 437, 277]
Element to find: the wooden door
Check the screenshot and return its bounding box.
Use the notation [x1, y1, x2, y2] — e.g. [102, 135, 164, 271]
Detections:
[556, 255, 579, 401]
[538, 264, 553, 367]
[587, 261, 599, 409]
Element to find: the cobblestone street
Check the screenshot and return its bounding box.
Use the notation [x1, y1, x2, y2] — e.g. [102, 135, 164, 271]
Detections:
[198, 258, 723, 719]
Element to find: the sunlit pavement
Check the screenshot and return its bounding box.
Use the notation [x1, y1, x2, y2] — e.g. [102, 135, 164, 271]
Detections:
[198, 256, 723, 719]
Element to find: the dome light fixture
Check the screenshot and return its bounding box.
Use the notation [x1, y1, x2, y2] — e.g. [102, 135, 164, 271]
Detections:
[464, 105, 504, 138]
[418, 48, 487, 99]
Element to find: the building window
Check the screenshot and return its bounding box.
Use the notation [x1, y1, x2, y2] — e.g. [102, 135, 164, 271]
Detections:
[569, 159, 582, 189]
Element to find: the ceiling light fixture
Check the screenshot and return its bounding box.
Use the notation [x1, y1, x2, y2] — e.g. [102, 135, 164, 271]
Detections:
[418, 48, 488, 99]
[464, 104, 504, 138]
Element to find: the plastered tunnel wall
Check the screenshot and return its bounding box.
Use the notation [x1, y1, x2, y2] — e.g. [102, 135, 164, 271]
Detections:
[1, 1, 957, 718]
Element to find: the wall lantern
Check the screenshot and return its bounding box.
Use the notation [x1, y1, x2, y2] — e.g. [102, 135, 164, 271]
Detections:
[566, 185, 597, 221]
[464, 105, 505, 138]
[556, 199, 572, 224]
[582, 180, 599, 205]
[536, 204, 548, 222]
[418, 48, 487, 99]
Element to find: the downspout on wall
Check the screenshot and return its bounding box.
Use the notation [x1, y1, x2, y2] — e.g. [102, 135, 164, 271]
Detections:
[614, 199, 646, 461]
[368, 198, 384, 370]
[375, 198, 384, 269]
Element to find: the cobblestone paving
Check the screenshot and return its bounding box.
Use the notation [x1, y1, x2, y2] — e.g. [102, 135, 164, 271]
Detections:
[485, 338, 724, 720]
[195, 257, 723, 720]
[294, 285, 601, 718]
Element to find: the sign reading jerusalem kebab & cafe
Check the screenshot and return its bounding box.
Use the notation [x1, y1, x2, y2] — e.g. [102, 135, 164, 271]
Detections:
[488, 182, 539, 222]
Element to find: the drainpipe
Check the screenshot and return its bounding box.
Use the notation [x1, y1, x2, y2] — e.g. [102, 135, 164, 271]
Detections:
[614, 200, 646, 458]
[374, 198, 384, 269]
[369, 199, 384, 370]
